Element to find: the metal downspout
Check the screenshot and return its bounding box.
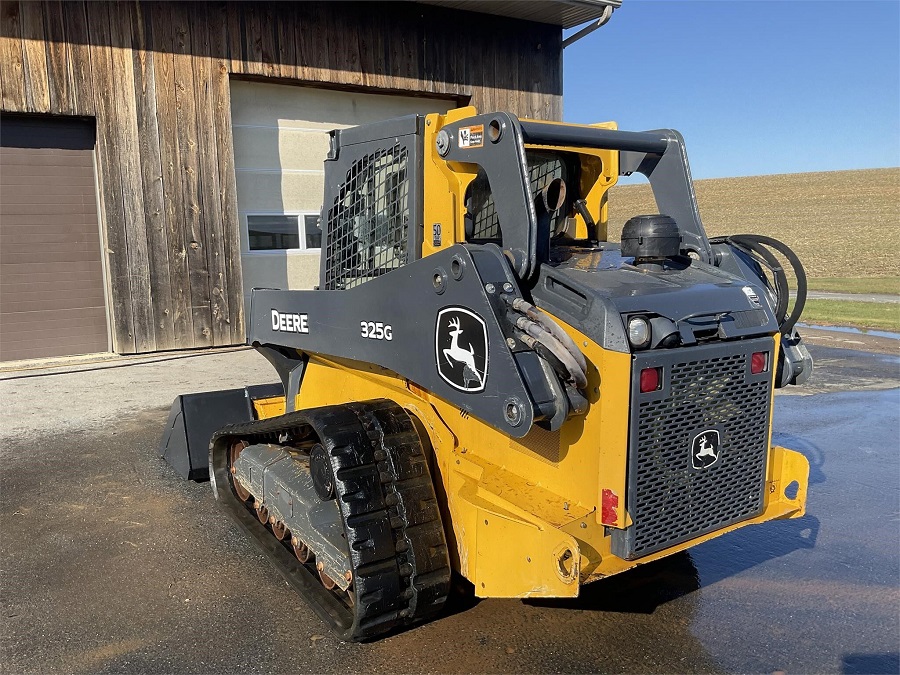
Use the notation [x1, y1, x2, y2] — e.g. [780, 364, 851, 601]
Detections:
[562, 5, 614, 48]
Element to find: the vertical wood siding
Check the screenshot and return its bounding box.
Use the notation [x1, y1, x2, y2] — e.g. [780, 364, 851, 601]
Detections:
[0, 1, 563, 353]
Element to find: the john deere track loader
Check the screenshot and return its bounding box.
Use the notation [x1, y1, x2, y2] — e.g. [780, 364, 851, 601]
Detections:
[160, 107, 813, 640]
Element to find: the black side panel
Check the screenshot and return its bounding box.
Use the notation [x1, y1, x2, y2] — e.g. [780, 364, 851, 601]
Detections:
[159, 386, 279, 481]
[249, 244, 539, 437]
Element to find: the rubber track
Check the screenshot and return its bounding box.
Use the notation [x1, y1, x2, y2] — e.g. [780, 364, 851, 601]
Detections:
[209, 399, 451, 641]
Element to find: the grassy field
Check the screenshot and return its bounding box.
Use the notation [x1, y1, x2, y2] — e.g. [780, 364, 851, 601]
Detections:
[806, 277, 899, 295]
[606, 168, 899, 329]
[607, 168, 899, 280]
[801, 299, 900, 331]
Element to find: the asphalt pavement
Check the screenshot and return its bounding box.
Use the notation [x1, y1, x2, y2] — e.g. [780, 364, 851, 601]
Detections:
[1, 332, 898, 674]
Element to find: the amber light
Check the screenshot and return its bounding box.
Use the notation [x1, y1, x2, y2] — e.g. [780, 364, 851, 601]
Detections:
[751, 351, 768, 374]
[640, 367, 661, 393]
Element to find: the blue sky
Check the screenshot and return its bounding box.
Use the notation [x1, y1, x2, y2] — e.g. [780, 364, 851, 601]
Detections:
[563, 1, 900, 179]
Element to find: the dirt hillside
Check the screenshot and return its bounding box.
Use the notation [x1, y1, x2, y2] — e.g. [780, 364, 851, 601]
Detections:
[607, 168, 899, 278]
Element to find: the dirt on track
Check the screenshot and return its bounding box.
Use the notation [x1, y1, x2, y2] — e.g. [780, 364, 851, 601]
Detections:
[607, 167, 899, 279]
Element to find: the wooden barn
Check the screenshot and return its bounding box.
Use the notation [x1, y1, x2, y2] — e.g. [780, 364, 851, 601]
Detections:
[0, 0, 616, 361]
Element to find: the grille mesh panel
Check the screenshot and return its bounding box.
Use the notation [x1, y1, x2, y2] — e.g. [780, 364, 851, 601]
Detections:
[323, 143, 409, 290]
[625, 344, 771, 559]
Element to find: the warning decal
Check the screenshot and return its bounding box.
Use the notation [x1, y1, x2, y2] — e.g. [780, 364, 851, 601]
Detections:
[458, 125, 484, 149]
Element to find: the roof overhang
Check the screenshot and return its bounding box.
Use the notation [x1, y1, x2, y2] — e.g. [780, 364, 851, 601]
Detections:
[415, 1, 621, 29]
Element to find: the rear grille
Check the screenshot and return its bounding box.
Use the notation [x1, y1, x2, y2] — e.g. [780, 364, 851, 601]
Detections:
[611, 337, 774, 560]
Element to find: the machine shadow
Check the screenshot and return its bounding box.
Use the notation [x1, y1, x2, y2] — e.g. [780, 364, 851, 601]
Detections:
[521, 511, 820, 616]
[841, 652, 900, 675]
[772, 430, 827, 485]
[686, 513, 820, 587]
[524, 551, 700, 614]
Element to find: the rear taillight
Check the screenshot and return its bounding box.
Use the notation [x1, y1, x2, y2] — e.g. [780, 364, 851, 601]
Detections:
[751, 351, 768, 374]
[640, 367, 661, 393]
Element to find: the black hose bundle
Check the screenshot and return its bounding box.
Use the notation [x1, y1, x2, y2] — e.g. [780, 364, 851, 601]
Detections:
[500, 294, 589, 390]
[710, 234, 808, 335]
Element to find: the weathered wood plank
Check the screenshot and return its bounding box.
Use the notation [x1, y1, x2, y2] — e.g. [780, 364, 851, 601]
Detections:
[497, 27, 518, 116]
[171, 3, 213, 348]
[149, 2, 194, 348]
[243, 2, 264, 76]
[0, 1, 27, 112]
[274, 2, 296, 81]
[85, 1, 135, 354]
[42, 0, 74, 114]
[18, 0, 50, 112]
[257, 2, 279, 78]
[356, 5, 376, 89]
[544, 26, 563, 120]
[296, 1, 329, 82]
[189, 3, 230, 347]
[208, 2, 245, 345]
[61, 0, 94, 116]
[130, 0, 177, 351]
[330, 3, 362, 86]
[224, 1, 244, 74]
[107, 2, 156, 353]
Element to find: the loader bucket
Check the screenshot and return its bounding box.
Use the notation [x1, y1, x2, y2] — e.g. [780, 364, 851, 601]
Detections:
[159, 384, 282, 481]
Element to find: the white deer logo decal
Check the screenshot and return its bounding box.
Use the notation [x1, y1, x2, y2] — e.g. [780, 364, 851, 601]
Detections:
[443, 316, 484, 390]
[434, 308, 489, 392]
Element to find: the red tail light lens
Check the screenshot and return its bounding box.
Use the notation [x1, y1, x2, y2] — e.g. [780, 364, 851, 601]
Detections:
[751, 351, 768, 374]
[640, 367, 661, 393]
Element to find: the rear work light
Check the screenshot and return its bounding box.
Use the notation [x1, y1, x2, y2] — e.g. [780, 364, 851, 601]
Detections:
[751, 351, 768, 374]
[640, 367, 661, 393]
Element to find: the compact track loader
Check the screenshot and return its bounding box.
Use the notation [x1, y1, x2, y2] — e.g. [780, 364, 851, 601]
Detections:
[161, 107, 813, 640]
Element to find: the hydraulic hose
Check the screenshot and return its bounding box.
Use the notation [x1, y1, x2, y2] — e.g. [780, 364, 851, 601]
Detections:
[514, 316, 588, 390]
[711, 234, 808, 335]
[503, 295, 588, 374]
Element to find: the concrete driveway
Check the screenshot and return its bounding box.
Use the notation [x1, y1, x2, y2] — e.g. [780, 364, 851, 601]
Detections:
[1, 331, 897, 674]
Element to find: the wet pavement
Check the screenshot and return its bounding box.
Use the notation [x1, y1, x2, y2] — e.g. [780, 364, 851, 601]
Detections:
[1, 340, 898, 674]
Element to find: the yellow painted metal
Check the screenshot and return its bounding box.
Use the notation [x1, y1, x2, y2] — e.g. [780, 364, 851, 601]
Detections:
[247, 345, 809, 598]
[421, 107, 478, 258]
[242, 108, 811, 599]
[421, 109, 621, 255]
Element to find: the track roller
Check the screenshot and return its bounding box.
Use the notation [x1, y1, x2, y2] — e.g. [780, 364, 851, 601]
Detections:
[209, 399, 451, 641]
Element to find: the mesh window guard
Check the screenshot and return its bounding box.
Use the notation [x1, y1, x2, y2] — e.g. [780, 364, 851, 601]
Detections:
[323, 143, 410, 290]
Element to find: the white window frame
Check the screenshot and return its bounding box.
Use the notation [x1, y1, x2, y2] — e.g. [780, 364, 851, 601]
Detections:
[242, 210, 322, 255]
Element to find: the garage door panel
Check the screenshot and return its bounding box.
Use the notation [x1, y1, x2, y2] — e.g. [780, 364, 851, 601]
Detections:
[1, 246, 109, 265]
[0, 153, 95, 167]
[1, 236, 103, 251]
[2, 259, 107, 278]
[0, 173, 97, 187]
[0, 331, 109, 361]
[1, 291, 106, 313]
[1, 114, 108, 361]
[0, 195, 99, 209]
[232, 126, 333, 171]
[1, 164, 95, 179]
[0, 147, 94, 159]
[0, 221, 100, 237]
[1, 281, 106, 304]
[0, 212, 97, 226]
[1, 305, 107, 330]
[235, 171, 326, 213]
[1, 184, 101, 199]
[230, 81, 452, 128]
[0, 235, 97, 252]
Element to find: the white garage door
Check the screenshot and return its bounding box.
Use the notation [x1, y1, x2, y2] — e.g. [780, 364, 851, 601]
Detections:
[230, 81, 453, 312]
